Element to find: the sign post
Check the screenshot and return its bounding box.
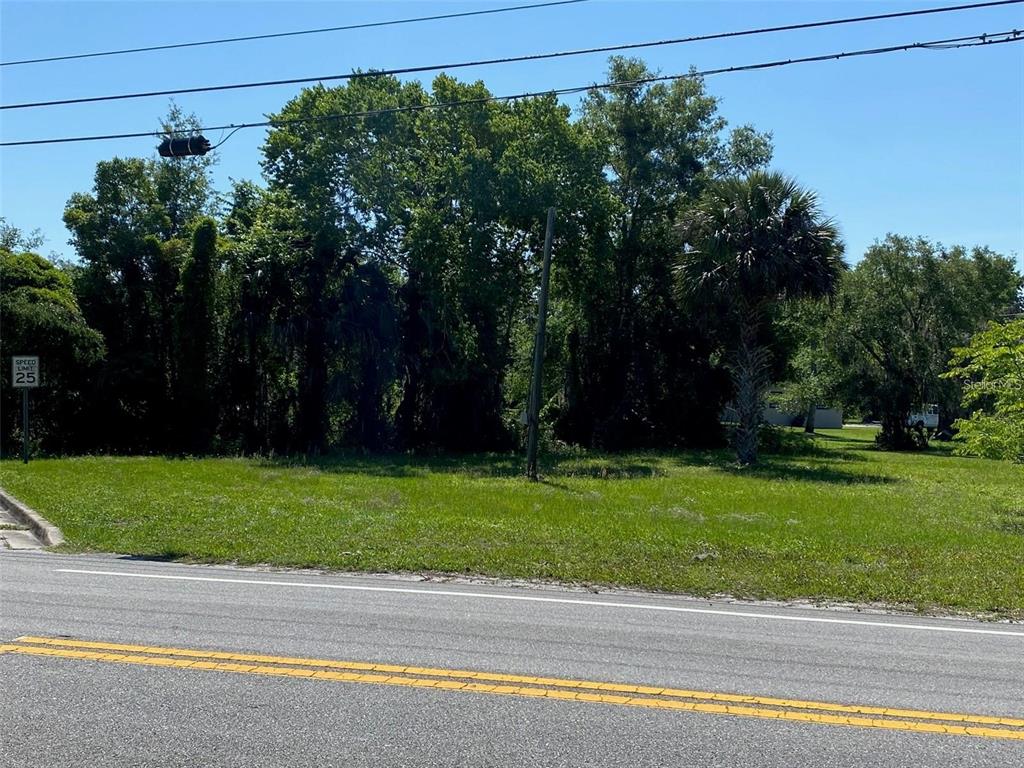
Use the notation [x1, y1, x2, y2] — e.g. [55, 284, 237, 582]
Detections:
[11, 356, 39, 464]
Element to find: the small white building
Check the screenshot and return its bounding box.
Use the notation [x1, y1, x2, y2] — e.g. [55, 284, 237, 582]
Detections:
[763, 401, 843, 429]
[722, 392, 843, 429]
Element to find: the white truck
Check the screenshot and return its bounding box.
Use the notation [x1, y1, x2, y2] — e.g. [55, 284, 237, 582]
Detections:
[907, 404, 940, 431]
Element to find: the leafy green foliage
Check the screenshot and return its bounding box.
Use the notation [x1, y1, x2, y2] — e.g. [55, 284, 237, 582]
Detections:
[944, 319, 1024, 462]
[832, 235, 1022, 450]
[216, 185, 307, 453]
[678, 172, 845, 307]
[25, 63, 1020, 464]
[59, 107, 217, 451]
[262, 72, 614, 451]
[551, 58, 767, 450]
[0, 248, 105, 454]
[0, 217, 45, 252]
[677, 172, 845, 463]
[37, 66, 781, 457]
[774, 300, 844, 432]
[175, 218, 218, 452]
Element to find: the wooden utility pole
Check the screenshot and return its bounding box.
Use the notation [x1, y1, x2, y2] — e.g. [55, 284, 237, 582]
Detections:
[526, 207, 556, 481]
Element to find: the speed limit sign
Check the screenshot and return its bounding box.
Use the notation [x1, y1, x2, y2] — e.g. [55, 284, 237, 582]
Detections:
[12, 356, 40, 388]
[11, 356, 39, 463]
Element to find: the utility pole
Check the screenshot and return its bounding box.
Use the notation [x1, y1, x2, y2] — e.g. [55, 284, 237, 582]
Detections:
[526, 207, 555, 481]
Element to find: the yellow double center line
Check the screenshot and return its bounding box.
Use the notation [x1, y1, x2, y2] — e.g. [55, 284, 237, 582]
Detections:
[4, 636, 1023, 741]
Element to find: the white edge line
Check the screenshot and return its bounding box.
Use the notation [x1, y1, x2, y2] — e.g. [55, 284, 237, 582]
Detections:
[55, 568, 1024, 638]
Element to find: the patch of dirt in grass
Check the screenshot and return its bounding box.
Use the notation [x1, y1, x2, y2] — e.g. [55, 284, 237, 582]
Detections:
[721, 512, 764, 523]
[690, 541, 720, 563]
[364, 491, 403, 510]
[661, 506, 705, 523]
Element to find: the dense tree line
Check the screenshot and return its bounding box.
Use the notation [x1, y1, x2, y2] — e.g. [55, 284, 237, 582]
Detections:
[2, 59, 1019, 461]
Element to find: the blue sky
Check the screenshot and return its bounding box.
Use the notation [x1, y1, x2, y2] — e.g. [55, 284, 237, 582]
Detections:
[2, 0, 1022, 266]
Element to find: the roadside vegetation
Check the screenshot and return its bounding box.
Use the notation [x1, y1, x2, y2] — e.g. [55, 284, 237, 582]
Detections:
[1, 56, 1021, 621]
[3, 429, 1021, 619]
[2, 58, 1020, 467]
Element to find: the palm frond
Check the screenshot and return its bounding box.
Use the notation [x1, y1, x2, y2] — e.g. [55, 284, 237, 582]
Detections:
[675, 171, 845, 307]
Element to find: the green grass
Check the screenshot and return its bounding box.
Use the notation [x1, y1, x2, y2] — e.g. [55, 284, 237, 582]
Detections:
[2, 428, 1022, 618]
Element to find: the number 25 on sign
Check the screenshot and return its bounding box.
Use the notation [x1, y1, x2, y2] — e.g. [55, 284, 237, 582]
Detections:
[11, 356, 40, 463]
[12, 356, 40, 388]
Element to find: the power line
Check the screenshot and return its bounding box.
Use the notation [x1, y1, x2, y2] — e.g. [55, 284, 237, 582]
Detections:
[0, 0, 591, 67]
[3, 30, 1019, 149]
[3, 0, 1022, 111]
[5, 0, 1016, 70]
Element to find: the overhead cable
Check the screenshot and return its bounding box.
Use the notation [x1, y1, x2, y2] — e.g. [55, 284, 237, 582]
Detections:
[1, 29, 1019, 148]
[0, 0, 591, 67]
[3, 0, 1023, 110]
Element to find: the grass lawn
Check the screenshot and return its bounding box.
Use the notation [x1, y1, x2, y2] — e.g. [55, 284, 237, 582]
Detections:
[2, 428, 1022, 618]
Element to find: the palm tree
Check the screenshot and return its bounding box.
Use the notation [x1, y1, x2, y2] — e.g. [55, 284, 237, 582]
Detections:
[677, 171, 845, 464]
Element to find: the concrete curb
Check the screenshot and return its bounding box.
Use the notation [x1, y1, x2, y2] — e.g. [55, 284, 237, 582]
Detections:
[0, 488, 64, 547]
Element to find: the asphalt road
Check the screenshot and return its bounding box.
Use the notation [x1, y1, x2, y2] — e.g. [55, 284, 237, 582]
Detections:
[1, 551, 1021, 766]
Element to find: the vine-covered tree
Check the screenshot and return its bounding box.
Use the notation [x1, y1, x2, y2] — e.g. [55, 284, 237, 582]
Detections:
[262, 73, 609, 450]
[62, 107, 215, 451]
[175, 218, 219, 452]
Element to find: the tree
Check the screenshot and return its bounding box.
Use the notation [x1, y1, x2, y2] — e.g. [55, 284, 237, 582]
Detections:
[175, 218, 219, 452]
[261, 75, 422, 452]
[217, 184, 305, 453]
[0, 247, 105, 454]
[18, 61, 892, 460]
[64, 157, 176, 449]
[832, 235, 1021, 450]
[776, 300, 843, 433]
[218, 180, 400, 455]
[942, 318, 1024, 462]
[554, 58, 772, 450]
[0, 217, 45, 252]
[156, 103, 216, 238]
[262, 73, 609, 451]
[62, 107, 215, 451]
[677, 171, 845, 464]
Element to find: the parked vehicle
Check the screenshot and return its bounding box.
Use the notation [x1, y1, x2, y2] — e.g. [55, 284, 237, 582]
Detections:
[907, 404, 940, 431]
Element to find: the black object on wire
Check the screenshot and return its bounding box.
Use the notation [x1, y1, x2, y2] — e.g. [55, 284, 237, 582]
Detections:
[2, 29, 1020, 148]
[155, 125, 243, 157]
[157, 135, 211, 157]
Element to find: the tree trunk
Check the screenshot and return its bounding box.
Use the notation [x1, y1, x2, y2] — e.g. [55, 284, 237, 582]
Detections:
[935, 406, 957, 441]
[879, 402, 918, 451]
[296, 241, 331, 455]
[804, 402, 816, 434]
[731, 319, 769, 465]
